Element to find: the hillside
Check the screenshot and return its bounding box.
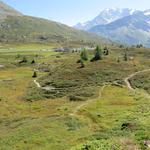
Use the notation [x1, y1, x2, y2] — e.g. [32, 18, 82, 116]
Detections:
[0, 1, 22, 19]
[0, 2, 110, 45]
[0, 15, 110, 45]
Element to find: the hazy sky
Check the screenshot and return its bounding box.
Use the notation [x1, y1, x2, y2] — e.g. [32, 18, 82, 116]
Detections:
[2, 0, 150, 26]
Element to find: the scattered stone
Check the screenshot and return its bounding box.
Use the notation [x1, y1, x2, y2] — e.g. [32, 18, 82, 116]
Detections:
[41, 86, 55, 91]
[144, 140, 150, 148]
[0, 64, 4, 68]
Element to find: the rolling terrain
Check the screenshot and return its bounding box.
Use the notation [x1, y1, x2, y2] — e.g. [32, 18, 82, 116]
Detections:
[0, 1, 150, 150]
[0, 44, 150, 150]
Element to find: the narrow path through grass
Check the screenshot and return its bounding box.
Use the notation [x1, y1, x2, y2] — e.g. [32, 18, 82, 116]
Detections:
[69, 68, 150, 117]
[124, 69, 150, 91]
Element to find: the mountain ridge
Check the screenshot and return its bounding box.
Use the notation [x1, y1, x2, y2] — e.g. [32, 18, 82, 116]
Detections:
[74, 7, 150, 47]
[74, 8, 140, 30]
[0, 1, 22, 19]
[89, 11, 150, 47]
[0, 1, 110, 45]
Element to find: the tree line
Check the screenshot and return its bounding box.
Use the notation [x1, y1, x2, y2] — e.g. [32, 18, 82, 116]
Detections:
[78, 46, 129, 68]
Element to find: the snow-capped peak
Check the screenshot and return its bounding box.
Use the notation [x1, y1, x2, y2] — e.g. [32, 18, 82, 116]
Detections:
[105, 7, 119, 12]
[129, 9, 137, 15]
[74, 8, 145, 31]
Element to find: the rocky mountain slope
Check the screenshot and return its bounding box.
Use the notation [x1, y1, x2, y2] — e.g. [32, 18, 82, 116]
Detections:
[89, 11, 150, 47]
[74, 8, 139, 30]
[0, 1, 22, 20]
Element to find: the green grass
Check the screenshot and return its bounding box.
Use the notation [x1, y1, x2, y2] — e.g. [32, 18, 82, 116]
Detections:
[71, 86, 150, 150]
[0, 44, 150, 150]
[130, 71, 150, 94]
[27, 47, 150, 100]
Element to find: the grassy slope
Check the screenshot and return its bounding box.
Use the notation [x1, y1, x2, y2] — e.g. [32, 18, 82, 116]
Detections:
[0, 1, 22, 20]
[25, 46, 150, 101]
[0, 45, 150, 150]
[0, 1, 110, 46]
[0, 15, 110, 46]
[130, 71, 150, 94]
[72, 86, 150, 150]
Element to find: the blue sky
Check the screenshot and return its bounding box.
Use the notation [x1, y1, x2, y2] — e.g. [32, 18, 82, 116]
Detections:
[2, 0, 150, 26]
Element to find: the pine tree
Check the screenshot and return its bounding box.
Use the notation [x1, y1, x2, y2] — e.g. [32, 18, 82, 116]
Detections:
[136, 44, 143, 48]
[31, 59, 35, 64]
[32, 71, 37, 78]
[80, 48, 88, 61]
[91, 45, 102, 61]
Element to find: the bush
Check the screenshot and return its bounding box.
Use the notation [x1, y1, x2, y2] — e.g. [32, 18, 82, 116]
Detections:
[76, 59, 81, 63]
[71, 139, 121, 150]
[19, 56, 28, 64]
[65, 117, 82, 131]
[80, 48, 88, 61]
[68, 95, 84, 101]
[103, 46, 109, 55]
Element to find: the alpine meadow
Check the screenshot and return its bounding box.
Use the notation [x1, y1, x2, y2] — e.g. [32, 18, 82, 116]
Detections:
[0, 1, 150, 150]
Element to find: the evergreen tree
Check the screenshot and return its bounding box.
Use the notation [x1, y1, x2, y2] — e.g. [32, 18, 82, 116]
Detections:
[136, 44, 143, 48]
[32, 71, 37, 78]
[119, 45, 124, 48]
[80, 48, 88, 61]
[31, 59, 35, 64]
[91, 45, 102, 61]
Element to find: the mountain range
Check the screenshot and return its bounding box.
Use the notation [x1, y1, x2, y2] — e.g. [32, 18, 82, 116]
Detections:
[0, 1, 109, 45]
[1, 1, 150, 47]
[74, 8, 139, 30]
[75, 8, 150, 47]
